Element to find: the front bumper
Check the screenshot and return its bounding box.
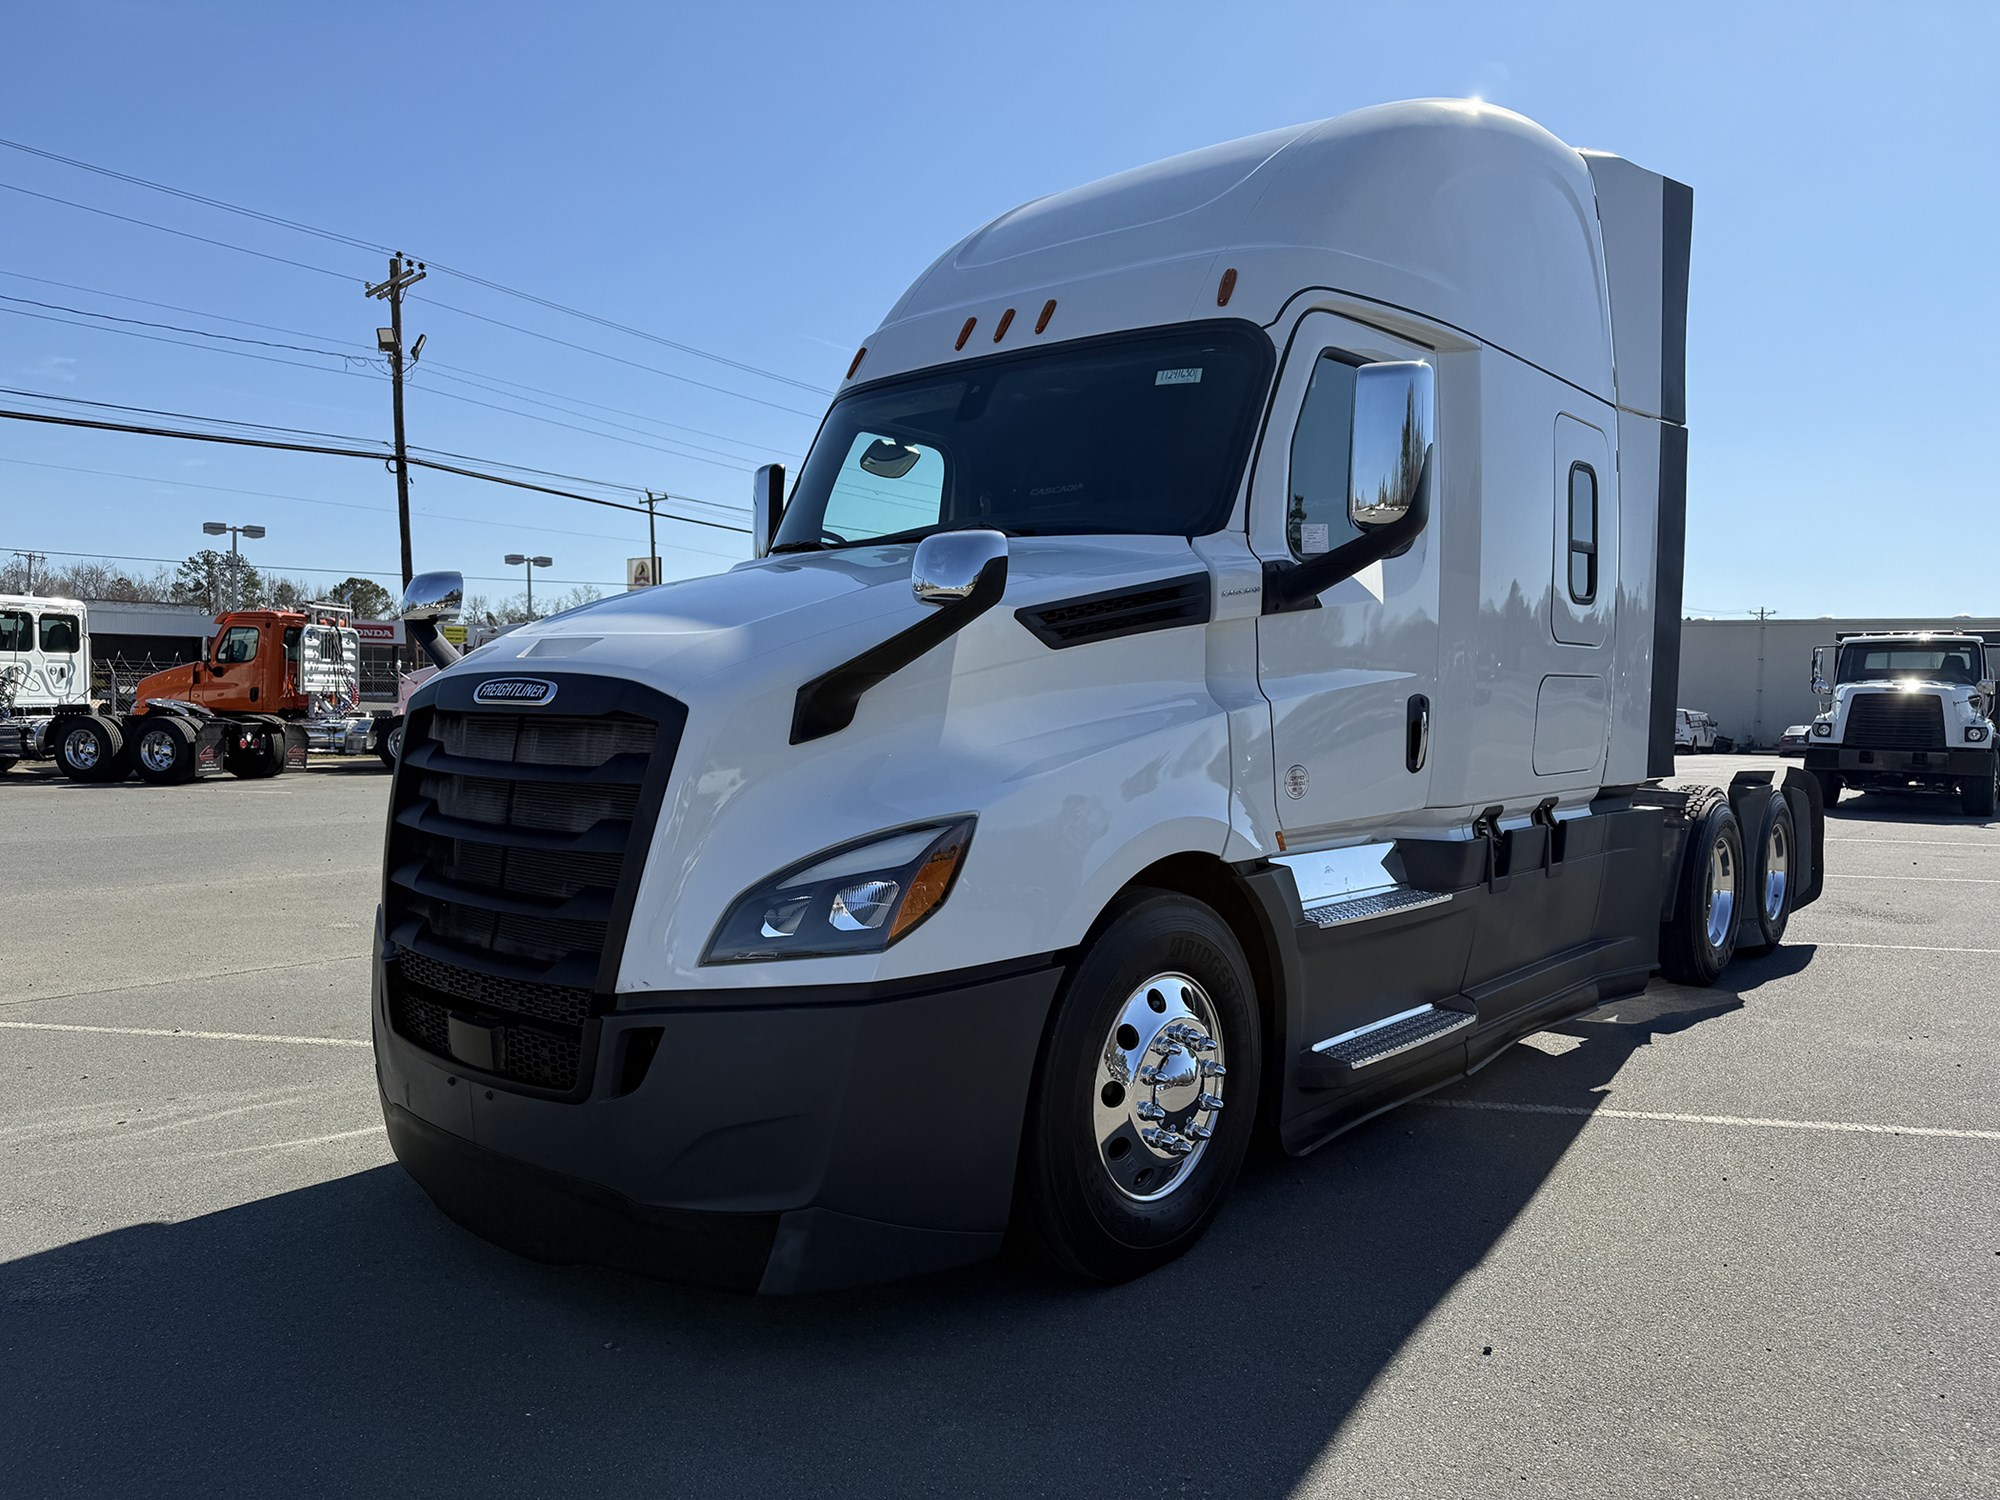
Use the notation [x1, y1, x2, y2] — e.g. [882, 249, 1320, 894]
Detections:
[374, 943, 1063, 1293]
[1805, 745, 1992, 779]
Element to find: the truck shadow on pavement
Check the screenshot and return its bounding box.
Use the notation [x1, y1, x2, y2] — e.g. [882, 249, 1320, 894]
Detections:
[2, 953, 1811, 1498]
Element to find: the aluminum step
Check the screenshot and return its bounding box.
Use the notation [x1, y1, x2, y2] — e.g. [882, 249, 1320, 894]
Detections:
[1302, 886, 1452, 929]
[1310, 1003, 1474, 1070]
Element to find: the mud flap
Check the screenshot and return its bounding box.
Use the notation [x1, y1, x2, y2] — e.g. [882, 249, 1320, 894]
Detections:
[193, 719, 230, 777]
[282, 723, 309, 770]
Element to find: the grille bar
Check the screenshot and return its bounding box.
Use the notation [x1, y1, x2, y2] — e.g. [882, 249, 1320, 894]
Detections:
[401, 738, 651, 786]
[388, 862, 616, 923]
[394, 802, 634, 853]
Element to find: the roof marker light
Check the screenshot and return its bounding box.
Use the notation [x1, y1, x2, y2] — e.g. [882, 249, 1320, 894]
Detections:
[993, 308, 1015, 343]
[846, 346, 867, 380]
[955, 317, 977, 351]
[1035, 299, 1056, 334]
[1217, 268, 1238, 307]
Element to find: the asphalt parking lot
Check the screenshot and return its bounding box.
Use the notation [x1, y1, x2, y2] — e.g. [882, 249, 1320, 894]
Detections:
[3, 754, 1995, 1498]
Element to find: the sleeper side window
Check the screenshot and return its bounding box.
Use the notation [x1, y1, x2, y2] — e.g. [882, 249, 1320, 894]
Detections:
[1287, 353, 1360, 558]
[1566, 463, 1598, 605]
[38, 614, 80, 653]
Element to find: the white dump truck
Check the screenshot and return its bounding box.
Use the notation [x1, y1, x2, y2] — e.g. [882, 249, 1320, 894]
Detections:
[1805, 632, 1997, 814]
[372, 100, 1825, 1293]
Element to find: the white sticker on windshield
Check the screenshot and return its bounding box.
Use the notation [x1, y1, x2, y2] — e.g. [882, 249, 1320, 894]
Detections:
[1299, 523, 1330, 555]
[1154, 367, 1203, 386]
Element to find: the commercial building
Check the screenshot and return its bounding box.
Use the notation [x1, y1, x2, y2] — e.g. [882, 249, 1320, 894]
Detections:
[1677, 616, 2000, 750]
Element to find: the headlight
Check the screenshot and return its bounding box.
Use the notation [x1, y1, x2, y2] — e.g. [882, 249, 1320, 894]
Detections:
[1812, 720, 1833, 736]
[703, 818, 975, 964]
[1969, 725, 1990, 743]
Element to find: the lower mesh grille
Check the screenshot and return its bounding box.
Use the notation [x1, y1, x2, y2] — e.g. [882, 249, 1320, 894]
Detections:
[391, 987, 582, 1092]
[397, 947, 591, 1028]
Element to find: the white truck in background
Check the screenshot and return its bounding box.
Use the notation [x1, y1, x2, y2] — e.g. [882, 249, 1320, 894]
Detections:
[370, 100, 1825, 1294]
[1806, 632, 1998, 814]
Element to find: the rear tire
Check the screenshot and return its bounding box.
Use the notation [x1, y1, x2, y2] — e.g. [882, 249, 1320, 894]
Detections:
[1812, 769, 1842, 807]
[1660, 794, 1744, 986]
[1965, 754, 1998, 818]
[132, 717, 199, 786]
[377, 717, 404, 769]
[56, 715, 126, 783]
[225, 729, 285, 779]
[1015, 890, 1262, 1284]
[1739, 790, 1795, 955]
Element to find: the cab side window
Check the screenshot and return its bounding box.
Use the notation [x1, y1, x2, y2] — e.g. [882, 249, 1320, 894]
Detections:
[38, 614, 80, 653]
[1566, 464, 1599, 605]
[214, 625, 259, 664]
[1287, 354, 1360, 558]
[0, 609, 30, 652]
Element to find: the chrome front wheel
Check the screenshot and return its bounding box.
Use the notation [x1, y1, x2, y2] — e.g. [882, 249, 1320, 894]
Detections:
[1092, 972, 1226, 1203]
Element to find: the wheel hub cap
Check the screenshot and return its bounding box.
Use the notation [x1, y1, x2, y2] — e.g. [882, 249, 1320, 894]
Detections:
[1763, 820, 1789, 923]
[139, 730, 178, 772]
[64, 729, 100, 770]
[1706, 835, 1737, 948]
[1093, 972, 1226, 1202]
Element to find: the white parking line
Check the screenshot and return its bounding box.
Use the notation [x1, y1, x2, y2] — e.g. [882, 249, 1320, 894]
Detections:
[1827, 874, 2000, 883]
[1422, 1098, 2000, 1141]
[1805, 941, 2000, 955]
[0, 952, 371, 1011]
[1825, 836, 1998, 847]
[0, 1021, 369, 1048]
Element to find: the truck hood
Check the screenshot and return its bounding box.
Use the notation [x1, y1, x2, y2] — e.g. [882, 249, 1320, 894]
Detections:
[448, 535, 1205, 688]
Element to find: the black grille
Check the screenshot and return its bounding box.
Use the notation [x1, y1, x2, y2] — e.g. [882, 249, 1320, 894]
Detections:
[1016, 573, 1211, 649]
[1845, 694, 1946, 750]
[390, 989, 582, 1092]
[381, 682, 684, 1097]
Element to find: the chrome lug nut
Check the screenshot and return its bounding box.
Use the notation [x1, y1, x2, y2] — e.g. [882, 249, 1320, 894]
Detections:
[1136, 1100, 1166, 1121]
[1197, 1092, 1224, 1112]
[1142, 1127, 1195, 1157]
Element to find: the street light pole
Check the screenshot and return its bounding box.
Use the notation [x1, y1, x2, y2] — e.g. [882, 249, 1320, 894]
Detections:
[202, 521, 265, 610]
[504, 554, 554, 619]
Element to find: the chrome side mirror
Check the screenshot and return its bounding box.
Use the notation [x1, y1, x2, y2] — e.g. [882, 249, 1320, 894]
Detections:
[753, 463, 785, 559]
[1810, 644, 1832, 697]
[913, 529, 1008, 605]
[401, 571, 464, 622]
[1348, 360, 1435, 527]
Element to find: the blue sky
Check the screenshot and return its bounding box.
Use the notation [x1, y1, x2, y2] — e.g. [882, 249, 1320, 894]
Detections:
[3, 1, 1994, 618]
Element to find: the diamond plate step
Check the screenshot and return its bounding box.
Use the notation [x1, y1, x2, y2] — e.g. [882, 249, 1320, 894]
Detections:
[1310, 1004, 1474, 1070]
[1302, 886, 1451, 928]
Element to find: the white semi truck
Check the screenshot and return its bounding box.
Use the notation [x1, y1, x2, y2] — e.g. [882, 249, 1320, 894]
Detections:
[372, 100, 1825, 1293]
[1805, 632, 1997, 814]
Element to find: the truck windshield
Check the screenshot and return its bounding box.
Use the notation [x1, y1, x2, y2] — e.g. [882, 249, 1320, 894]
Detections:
[1837, 643, 1981, 684]
[773, 323, 1272, 550]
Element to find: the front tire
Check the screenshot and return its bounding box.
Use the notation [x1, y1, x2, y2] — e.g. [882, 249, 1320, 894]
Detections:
[1015, 890, 1262, 1284]
[377, 718, 404, 769]
[1965, 754, 1998, 818]
[1660, 794, 1745, 986]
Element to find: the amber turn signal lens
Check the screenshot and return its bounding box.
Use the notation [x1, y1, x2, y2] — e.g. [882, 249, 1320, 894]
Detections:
[846, 346, 867, 379]
[890, 833, 970, 940]
[1216, 267, 1237, 307]
[955, 317, 977, 351]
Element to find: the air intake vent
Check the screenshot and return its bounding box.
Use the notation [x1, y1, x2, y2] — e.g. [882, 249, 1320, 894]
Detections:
[1016, 572, 1211, 649]
[1845, 693, 1945, 751]
[380, 677, 685, 1097]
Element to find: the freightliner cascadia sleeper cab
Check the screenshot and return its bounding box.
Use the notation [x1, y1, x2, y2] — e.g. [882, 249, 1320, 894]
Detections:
[373, 100, 1825, 1292]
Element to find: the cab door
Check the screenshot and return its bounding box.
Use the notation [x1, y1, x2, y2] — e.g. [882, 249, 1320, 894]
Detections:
[1251, 310, 1441, 837]
[195, 623, 264, 709]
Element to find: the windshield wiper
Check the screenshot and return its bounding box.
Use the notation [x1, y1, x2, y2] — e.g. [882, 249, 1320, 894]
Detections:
[766, 540, 828, 554]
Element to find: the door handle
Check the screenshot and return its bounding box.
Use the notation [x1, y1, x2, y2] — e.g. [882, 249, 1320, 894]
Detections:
[1406, 694, 1430, 773]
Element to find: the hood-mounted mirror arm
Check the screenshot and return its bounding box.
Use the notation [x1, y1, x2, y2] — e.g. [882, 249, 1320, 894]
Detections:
[790, 532, 1009, 744]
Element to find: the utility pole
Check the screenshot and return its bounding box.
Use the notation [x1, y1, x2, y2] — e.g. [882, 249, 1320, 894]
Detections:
[365, 253, 428, 589]
[9, 550, 46, 593]
[642, 491, 664, 586]
[1750, 606, 1776, 748]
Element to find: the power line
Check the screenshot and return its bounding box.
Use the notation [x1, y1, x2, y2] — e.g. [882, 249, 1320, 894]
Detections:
[0, 134, 830, 397]
[0, 394, 750, 534]
[0, 267, 371, 348]
[408, 371, 759, 473]
[0, 291, 367, 359]
[0, 265, 796, 462]
[1, 543, 624, 589]
[0, 180, 356, 281]
[0, 455, 747, 561]
[0, 304, 383, 379]
[415, 294, 823, 419]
